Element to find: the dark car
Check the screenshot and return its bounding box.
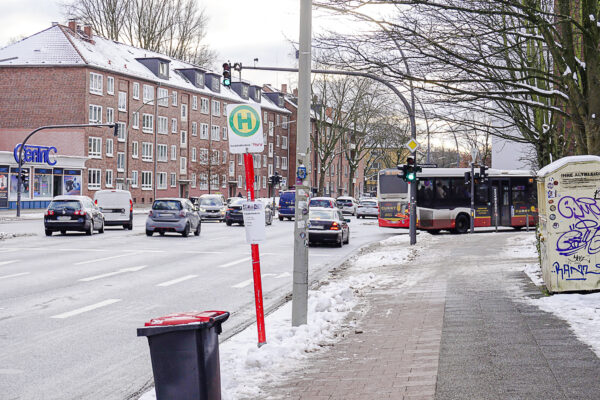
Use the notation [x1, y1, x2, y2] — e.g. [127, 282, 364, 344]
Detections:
[278, 190, 295, 221]
[308, 207, 350, 247]
[225, 198, 273, 226]
[44, 195, 105, 236]
[145, 198, 201, 237]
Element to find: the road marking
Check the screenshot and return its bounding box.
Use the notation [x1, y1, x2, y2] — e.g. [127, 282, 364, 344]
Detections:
[74, 253, 138, 265]
[276, 272, 291, 278]
[219, 257, 251, 268]
[50, 299, 121, 319]
[0, 260, 19, 266]
[156, 275, 198, 287]
[79, 265, 147, 282]
[0, 272, 30, 280]
[231, 273, 278, 288]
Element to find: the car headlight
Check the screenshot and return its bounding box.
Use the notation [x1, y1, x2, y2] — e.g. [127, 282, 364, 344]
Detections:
[199, 207, 206, 212]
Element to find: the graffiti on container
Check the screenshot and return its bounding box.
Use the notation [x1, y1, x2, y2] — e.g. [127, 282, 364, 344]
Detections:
[557, 196, 600, 220]
[556, 219, 600, 256]
[553, 261, 600, 281]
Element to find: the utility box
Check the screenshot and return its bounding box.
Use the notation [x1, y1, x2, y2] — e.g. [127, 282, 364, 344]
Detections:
[537, 155, 600, 292]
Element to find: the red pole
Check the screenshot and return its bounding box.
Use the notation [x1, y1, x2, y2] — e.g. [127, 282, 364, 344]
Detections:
[243, 152, 267, 346]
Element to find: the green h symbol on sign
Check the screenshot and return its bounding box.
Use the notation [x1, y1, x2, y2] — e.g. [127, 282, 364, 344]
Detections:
[237, 112, 254, 130]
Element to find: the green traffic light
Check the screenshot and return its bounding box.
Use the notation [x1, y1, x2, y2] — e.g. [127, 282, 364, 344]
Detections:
[407, 172, 416, 181]
[223, 78, 231, 86]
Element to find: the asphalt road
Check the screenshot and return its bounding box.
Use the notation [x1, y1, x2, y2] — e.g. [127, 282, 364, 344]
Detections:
[0, 213, 396, 400]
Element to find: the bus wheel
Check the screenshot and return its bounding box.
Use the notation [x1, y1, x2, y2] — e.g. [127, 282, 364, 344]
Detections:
[454, 214, 469, 234]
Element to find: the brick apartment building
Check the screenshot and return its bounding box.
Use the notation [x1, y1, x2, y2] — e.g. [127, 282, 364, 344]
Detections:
[0, 22, 290, 209]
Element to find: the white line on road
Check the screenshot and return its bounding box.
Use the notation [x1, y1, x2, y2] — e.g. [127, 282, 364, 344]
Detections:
[0, 260, 20, 266]
[50, 299, 121, 319]
[219, 257, 251, 268]
[156, 275, 198, 287]
[231, 273, 278, 288]
[0, 272, 30, 280]
[74, 253, 138, 265]
[79, 265, 147, 282]
[276, 272, 291, 278]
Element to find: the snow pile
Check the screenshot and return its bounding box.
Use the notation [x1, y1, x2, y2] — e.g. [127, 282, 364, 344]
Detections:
[0, 232, 34, 240]
[529, 293, 600, 357]
[523, 263, 544, 286]
[503, 234, 538, 259]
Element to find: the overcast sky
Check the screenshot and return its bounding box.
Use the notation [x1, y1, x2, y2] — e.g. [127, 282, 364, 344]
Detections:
[0, 0, 344, 89]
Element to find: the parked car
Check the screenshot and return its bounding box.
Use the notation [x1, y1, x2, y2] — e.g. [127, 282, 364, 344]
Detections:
[225, 198, 273, 226]
[309, 196, 337, 209]
[307, 207, 350, 247]
[145, 198, 201, 237]
[278, 190, 295, 221]
[336, 196, 358, 215]
[44, 195, 105, 236]
[356, 199, 379, 219]
[197, 194, 227, 222]
[93, 189, 133, 230]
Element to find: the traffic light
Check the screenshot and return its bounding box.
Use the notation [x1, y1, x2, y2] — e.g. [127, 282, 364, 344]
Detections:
[464, 171, 471, 184]
[113, 124, 119, 137]
[480, 165, 489, 182]
[405, 165, 416, 182]
[222, 63, 231, 86]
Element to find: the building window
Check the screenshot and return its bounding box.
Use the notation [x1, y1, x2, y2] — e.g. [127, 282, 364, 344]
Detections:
[117, 122, 126, 142]
[88, 137, 102, 158]
[106, 138, 114, 157]
[158, 88, 169, 107]
[157, 144, 168, 162]
[223, 103, 228, 116]
[170, 173, 177, 187]
[229, 160, 235, 177]
[131, 170, 138, 187]
[282, 136, 288, 149]
[269, 142, 273, 157]
[192, 122, 197, 136]
[276, 114, 280, 126]
[106, 169, 114, 187]
[143, 85, 154, 103]
[238, 154, 243, 166]
[132, 141, 139, 158]
[142, 142, 153, 162]
[200, 173, 208, 190]
[132, 82, 140, 100]
[212, 150, 219, 165]
[172, 91, 178, 106]
[132, 111, 139, 129]
[180, 130, 187, 147]
[90, 72, 103, 95]
[222, 150, 227, 164]
[263, 111, 267, 123]
[106, 107, 114, 124]
[200, 148, 209, 165]
[282, 116, 288, 129]
[181, 103, 188, 121]
[210, 174, 219, 190]
[276, 156, 280, 168]
[211, 125, 220, 141]
[157, 116, 168, 134]
[200, 123, 209, 139]
[89, 104, 102, 123]
[192, 173, 197, 188]
[141, 171, 152, 190]
[237, 175, 243, 188]
[268, 164, 273, 176]
[201, 98, 209, 114]
[192, 147, 197, 162]
[157, 172, 167, 189]
[222, 126, 228, 140]
[106, 76, 114, 95]
[180, 157, 187, 173]
[171, 118, 177, 133]
[212, 100, 220, 116]
[263, 176, 267, 189]
[88, 168, 101, 189]
[269, 121, 274, 136]
[276, 135, 280, 147]
[192, 96, 197, 110]
[142, 114, 154, 133]
[171, 145, 177, 160]
[118, 91, 127, 111]
[282, 156, 288, 170]
[263, 155, 267, 167]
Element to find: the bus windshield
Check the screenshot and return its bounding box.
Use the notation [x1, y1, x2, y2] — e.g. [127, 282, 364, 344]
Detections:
[379, 174, 407, 196]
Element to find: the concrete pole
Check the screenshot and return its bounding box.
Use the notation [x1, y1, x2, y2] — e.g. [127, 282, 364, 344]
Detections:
[292, 0, 312, 327]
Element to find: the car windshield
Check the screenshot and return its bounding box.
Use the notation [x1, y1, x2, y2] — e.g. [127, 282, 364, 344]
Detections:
[310, 199, 333, 208]
[49, 200, 81, 210]
[152, 200, 182, 210]
[309, 210, 335, 220]
[200, 198, 223, 207]
[230, 198, 245, 206]
[337, 200, 352, 206]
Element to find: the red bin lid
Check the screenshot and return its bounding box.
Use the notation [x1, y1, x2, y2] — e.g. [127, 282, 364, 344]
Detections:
[144, 310, 228, 327]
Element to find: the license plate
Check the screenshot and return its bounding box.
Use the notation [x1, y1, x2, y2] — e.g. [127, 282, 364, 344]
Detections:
[311, 225, 324, 230]
[58, 216, 71, 221]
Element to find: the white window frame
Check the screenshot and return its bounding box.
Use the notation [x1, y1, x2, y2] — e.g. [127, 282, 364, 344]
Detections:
[157, 144, 168, 162]
[142, 114, 154, 133]
[157, 172, 167, 189]
[106, 107, 114, 124]
[222, 151, 227, 164]
[170, 173, 177, 187]
[269, 142, 273, 157]
[143, 85, 154, 104]
[192, 121, 197, 136]
[276, 155, 280, 168]
[89, 72, 103, 95]
[88, 137, 102, 159]
[89, 104, 102, 123]
[282, 136, 288, 149]
[132, 82, 140, 100]
[117, 122, 126, 142]
[142, 142, 153, 162]
[171, 145, 177, 161]
[192, 96, 197, 110]
[282, 116, 288, 129]
[180, 130, 187, 147]
[171, 118, 177, 133]
[237, 175, 243, 188]
[88, 168, 101, 190]
[192, 147, 197, 162]
[263, 155, 267, 167]
[181, 103, 188, 121]
[131, 170, 139, 188]
[107, 76, 114, 95]
[172, 91, 178, 106]
[222, 126, 228, 140]
[157, 116, 168, 134]
[282, 156, 288, 170]
[180, 157, 187, 173]
[210, 174, 219, 190]
[263, 175, 267, 189]
[131, 141, 139, 159]
[132, 111, 139, 130]
[229, 160, 235, 177]
[201, 98, 209, 114]
[158, 88, 169, 107]
[106, 169, 114, 187]
[106, 138, 114, 157]
[141, 171, 152, 190]
[269, 121, 274, 136]
[212, 100, 220, 116]
[200, 123, 209, 139]
[118, 91, 127, 111]
[211, 125, 220, 141]
[200, 148, 209, 165]
[276, 135, 280, 147]
[200, 173, 208, 190]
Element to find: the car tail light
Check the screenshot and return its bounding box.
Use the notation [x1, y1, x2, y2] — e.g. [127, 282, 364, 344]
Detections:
[179, 210, 186, 217]
[74, 210, 86, 216]
[330, 222, 340, 231]
[94, 199, 98, 205]
[227, 208, 234, 211]
[45, 210, 54, 216]
[130, 199, 133, 212]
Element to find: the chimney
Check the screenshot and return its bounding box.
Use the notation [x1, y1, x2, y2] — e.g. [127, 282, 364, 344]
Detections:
[68, 19, 77, 32]
[281, 84, 288, 94]
[83, 25, 92, 37]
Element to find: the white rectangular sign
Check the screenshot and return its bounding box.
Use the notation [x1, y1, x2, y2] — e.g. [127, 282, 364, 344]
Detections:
[227, 103, 264, 154]
[242, 201, 266, 244]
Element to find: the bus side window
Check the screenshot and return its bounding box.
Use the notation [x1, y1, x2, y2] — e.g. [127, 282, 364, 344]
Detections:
[435, 178, 450, 205]
[476, 184, 489, 205]
[417, 179, 434, 207]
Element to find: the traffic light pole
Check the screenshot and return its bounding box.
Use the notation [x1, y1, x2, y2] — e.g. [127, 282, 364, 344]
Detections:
[470, 162, 475, 233]
[409, 153, 417, 245]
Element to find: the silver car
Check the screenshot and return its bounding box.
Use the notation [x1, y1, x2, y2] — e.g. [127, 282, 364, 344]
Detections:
[356, 199, 379, 219]
[145, 198, 201, 237]
[197, 195, 226, 222]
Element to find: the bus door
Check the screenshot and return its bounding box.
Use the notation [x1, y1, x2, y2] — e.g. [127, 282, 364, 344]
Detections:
[491, 179, 511, 226]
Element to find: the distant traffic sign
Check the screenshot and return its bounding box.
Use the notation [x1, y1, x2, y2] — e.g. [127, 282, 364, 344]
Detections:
[405, 139, 419, 152]
[227, 103, 264, 153]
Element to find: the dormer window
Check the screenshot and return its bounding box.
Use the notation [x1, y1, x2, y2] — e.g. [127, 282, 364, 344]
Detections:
[136, 57, 171, 79]
[159, 62, 169, 78]
[242, 85, 249, 98]
[196, 72, 204, 87]
[255, 91, 261, 103]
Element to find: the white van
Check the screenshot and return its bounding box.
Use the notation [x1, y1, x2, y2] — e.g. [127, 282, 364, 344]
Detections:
[93, 189, 133, 230]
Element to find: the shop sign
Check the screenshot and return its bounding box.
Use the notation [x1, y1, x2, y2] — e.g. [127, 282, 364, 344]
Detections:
[13, 144, 57, 166]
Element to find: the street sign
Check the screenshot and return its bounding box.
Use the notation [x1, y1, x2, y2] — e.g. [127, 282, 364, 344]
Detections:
[226, 103, 264, 154]
[405, 139, 419, 152]
[242, 201, 266, 244]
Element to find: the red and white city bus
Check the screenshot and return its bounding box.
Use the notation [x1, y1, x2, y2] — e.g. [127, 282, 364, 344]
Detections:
[377, 167, 538, 232]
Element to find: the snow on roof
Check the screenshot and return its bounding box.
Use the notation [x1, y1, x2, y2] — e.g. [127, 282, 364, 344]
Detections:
[537, 155, 600, 176]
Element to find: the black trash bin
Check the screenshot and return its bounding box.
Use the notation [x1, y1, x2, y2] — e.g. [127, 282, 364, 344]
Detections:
[138, 310, 230, 400]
